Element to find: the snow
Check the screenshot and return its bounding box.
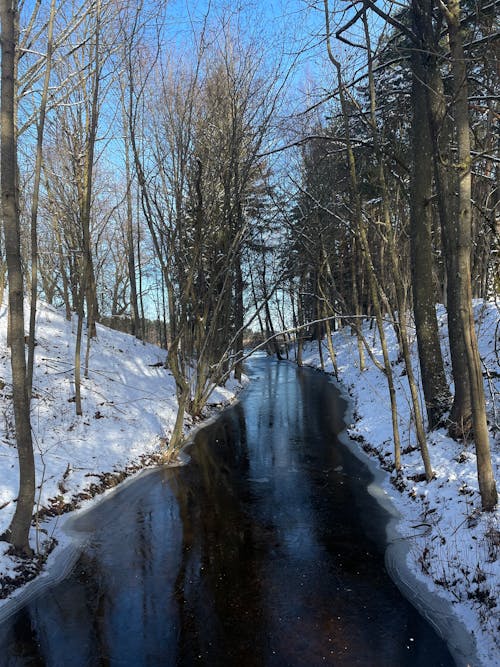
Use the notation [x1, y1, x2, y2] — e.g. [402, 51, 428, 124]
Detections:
[0, 300, 243, 614]
[0, 298, 498, 666]
[299, 301, 499, 667]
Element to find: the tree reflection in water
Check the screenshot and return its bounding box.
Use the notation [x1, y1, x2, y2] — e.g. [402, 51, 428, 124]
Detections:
[0, 358, 454, 666]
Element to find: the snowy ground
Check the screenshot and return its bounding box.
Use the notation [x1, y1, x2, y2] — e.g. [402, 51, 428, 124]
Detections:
[299, 301, 499, 667]
[0, 299, 498, 665]
[0, 301, 241, 604]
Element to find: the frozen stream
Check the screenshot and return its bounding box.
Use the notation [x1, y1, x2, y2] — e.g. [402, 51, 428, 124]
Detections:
[0, 357, 456, 665]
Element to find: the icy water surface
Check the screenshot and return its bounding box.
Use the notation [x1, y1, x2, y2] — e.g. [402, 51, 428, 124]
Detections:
[0, 357, 455, 666]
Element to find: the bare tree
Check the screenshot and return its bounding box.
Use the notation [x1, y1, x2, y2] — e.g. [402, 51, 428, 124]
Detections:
[26, 0, 57, 399]
[408, 0, 452, 429]
[0, 0, 35, 556]
[323, 0, 406, 475]
[122, 6, 288, 453]
[439, 0, 497, 510]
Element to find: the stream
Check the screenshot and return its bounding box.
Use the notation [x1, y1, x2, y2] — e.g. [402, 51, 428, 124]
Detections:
[0, 356, 455, 666]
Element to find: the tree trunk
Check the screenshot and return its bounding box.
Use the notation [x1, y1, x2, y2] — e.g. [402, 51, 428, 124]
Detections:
[233, 253, 244, 381]
[296, 274, 304, 367]
[324, 0, 401, 472]
[261, 254, 281, 360]
[414, 0, 471, 435]
[350, 240, 365, 371]
[444, 0, 497, 510]
[1, 0, 35, 555]
[318, 248, 339, 379]
[121, 84, 139, 338]
[80, 0, 102, 341]
[408, 13, 451, 428]
[74, 286, 84, 416]
[363, 6, 433, 479]
[26, 0, 56, 400]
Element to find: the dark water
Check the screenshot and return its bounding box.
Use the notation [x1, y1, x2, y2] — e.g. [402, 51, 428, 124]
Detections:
[0, 357, 455, 666]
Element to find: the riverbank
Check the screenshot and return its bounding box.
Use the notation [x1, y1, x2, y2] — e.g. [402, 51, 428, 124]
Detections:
[0, 301, 244, 608]
[0, 299, 497, 664]
[0, 353, 458, 665]
[298, 301, 499, 667]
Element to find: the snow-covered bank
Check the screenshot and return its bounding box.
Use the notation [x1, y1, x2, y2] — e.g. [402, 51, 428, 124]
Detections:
[0, 301, 243, 609]
[300, 301, 499, 667]
[0, 298, 497, 665]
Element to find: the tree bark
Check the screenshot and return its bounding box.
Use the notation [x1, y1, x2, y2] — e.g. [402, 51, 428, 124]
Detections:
[413, 0, 471, 435]
[408, 7, 451, 428]
[443, 0, 497, 510]
[324, 0, 402, 472]
[234, 252, 245, 381]
[1, 0, 35, 555]
[121, 81, 139, 338]
[26, 0, 56, 400]
[80, 0, 102, 341]
[363, 6, 433, 479]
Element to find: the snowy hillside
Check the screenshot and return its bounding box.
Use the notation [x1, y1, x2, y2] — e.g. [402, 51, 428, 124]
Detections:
[0, 301, 241, 595]
[0, 298, 498, 665]
[300, 301, 499, 666]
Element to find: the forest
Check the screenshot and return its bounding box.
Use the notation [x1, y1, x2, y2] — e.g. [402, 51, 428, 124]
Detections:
[0, 0, 497, 597]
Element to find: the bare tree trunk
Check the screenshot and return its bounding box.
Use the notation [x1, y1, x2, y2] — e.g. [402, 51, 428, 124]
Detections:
[350, 240, 365, 371]
[261, 253, 282, 360]
[160, 266, 168, 349]
[317, 339, 325, 369]
[234, 252, 244, 380]
[324, 0, 402, 472]
[80, 0, 102, 341]
[323, 313, 338, 379]
[1, 0, 35, 555]
[363, 6, 433, 479]
[0, 258, 6, 309]
[443, 0, 497, 510]
[290, 281, 299, 362]
[320, 235, 340, 380]
[136, 201, 146, 341]
[74, 283, 84, 416]
[26, 0, 56, 399]
[167, 386, 189, 458]
[412, 0, 469, 436]
[121, 81, 139, 338]
[249, 262, 266, 346]
[56, 227, 71, 321]
[316, 250, 339, 378]
[296, 274, 305, 367]
[165, 291, 190, 454]
[408, 10, 451, 428]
